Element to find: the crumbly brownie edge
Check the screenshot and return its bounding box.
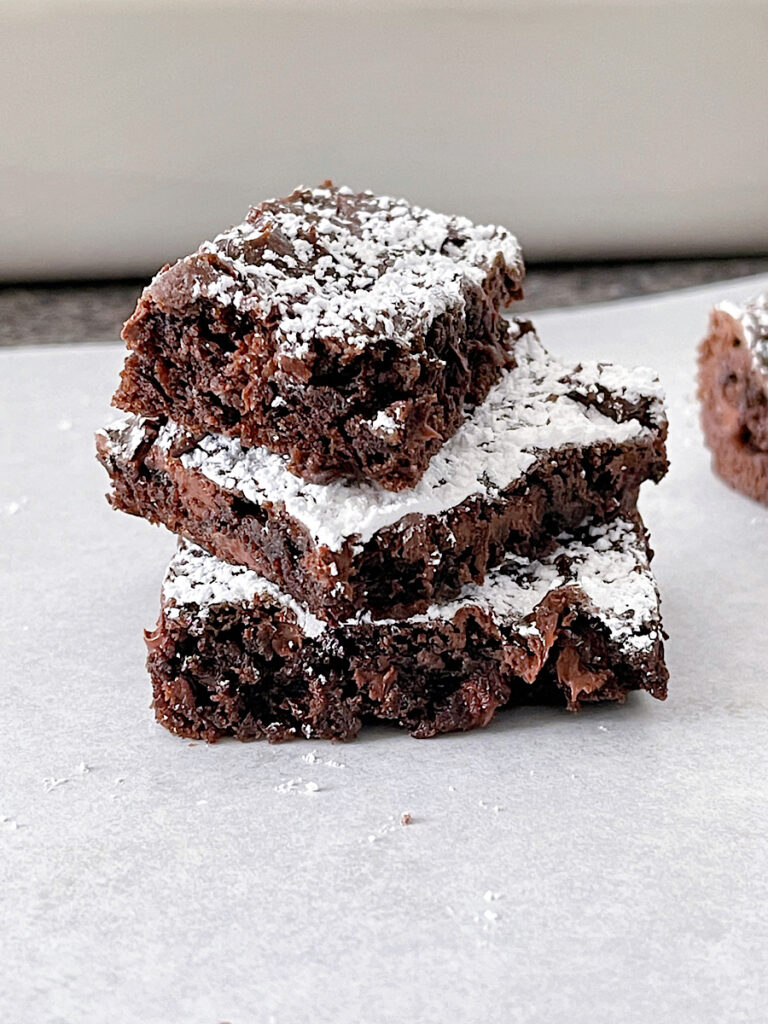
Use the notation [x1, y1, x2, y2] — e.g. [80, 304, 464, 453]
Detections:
[113, 184, 526, 490]
[146, 520, 667, 743]
[698, 298, 768, 505]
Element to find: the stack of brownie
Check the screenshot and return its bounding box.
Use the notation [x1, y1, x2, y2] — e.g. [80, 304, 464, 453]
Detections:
[97, 184, 669, 742]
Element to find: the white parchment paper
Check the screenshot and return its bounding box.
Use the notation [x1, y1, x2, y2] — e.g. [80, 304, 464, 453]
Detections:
[2, 276, 768, 1024]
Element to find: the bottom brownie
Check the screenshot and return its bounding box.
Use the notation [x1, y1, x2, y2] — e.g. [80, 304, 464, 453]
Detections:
[147, 517, 667, 742]
[699, 293, 768, 505]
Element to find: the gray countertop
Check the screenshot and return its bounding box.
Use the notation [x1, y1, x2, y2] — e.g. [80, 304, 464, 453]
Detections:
[2, 257, 767, 347]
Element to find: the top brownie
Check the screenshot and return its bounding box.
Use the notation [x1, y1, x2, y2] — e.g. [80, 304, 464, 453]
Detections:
[113, 183, 525, 490]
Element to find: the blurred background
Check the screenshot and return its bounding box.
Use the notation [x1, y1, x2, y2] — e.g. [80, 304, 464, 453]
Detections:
[1, 0, 767, 341]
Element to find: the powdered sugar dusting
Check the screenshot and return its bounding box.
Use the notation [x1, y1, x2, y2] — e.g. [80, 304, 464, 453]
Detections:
[719, 292, 768, 371]
[367, 409, 400, 436]
[381, 518, 660, 652]
[163, 518, 660, 654]
[115, 330, 665, 551]
[147, 184, 524, 362]
[163, 542, 326, 638]
[97, 414, 147, 459]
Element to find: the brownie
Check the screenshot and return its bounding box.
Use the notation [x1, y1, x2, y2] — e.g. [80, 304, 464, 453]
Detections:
[98, 324, 669, 622]
[147, 517, 667, 743]
[113, 183, 525, 491]
[699, 293, 768, 505]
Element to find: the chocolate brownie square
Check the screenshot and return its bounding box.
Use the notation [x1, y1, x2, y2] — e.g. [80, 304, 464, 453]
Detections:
[113, 183, 524, 490]
[98, 323, 668, 622]
[147, 517, 667, 743]
[699, 292, 768, 505]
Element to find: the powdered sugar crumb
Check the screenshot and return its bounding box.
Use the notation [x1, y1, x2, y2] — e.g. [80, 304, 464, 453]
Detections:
[368, 410, 400, 436]
[4, 496, 28, 516]
[365, 814, 410, 844]
[275, 778, 321, 794]
[301, 751, 345, 768]
[478, 799, 505, 813]
[42, 763, 95, 793]
[42, 777, 69, 793]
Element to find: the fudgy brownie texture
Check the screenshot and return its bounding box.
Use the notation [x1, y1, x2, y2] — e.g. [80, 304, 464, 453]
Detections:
[113, 183, 525, 491]
[699, 293, 768, 505]
[99, 325, 668, 622]
[147, 517, 667, 743]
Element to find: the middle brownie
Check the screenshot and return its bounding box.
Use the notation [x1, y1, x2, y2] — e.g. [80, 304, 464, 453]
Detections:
[97, 324, 668, 622]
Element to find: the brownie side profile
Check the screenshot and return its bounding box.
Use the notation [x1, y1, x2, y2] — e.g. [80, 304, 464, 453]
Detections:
[98, 327, 669, 621]
[113, 183, 525, 491]
[698, 293, 768, 505]
[146, 518, 668, 743]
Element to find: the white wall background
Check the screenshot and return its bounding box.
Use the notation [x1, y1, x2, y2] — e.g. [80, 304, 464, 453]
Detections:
[1, 0, 766, 279]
